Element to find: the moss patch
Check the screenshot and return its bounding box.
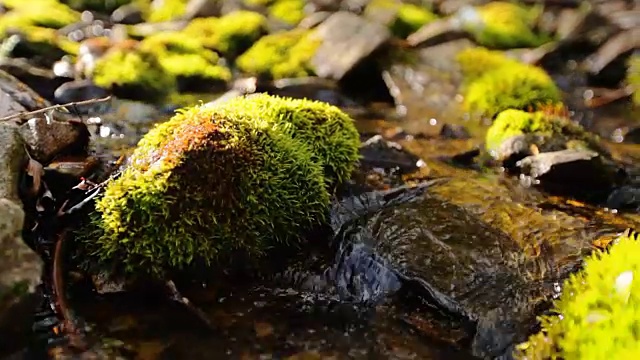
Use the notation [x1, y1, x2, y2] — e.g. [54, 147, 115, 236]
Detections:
[213, 94, 361, 185]
[627, 54, 640, 106]
[84, 101, 331, 278]
[0, 1, 80, 36]
[462, 1, 551, 49]
[60, 0, 133, 13]
[144, 0, 188, 22]
[182, 11, 267, 58]
[456, 48, 562, 118]
[268, 0, 305, 26]
[515, 231, 640, 359]
[485, 109, 601, 156]
[236, 29, 320, 79]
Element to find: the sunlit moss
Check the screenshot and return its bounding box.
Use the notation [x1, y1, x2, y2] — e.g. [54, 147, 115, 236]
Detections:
[83, 101, 330, 278]
[268, 0, 305, 26]
[145, 0, 188, 22]
[515, 231, 640, 360]
[485, 109, 601, 157]
[236, 29, 321, 79]
[92, 48, 176, 101]
[0, 1, 80, 36]
[364, 0, 437, 39]
[462, 61, 562, 118]
[182, 11, 267, 57]
[139, 32, 231, 84]
[456, 47, 520, 83]
[213, 93, 361, 185]
[7, 25, 80, 58]
[460, 1, 550, 49]
[627, 54, 640, 106]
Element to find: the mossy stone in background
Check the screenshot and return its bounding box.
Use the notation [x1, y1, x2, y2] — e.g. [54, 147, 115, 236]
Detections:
[268, 0, 305, 26]
[456, 48, 562, 118]
[60, 0, 133, 13]
[213, 94, 361, 185]
[459, 1, 551, 49]
[516, 231, 640, 359]
[235, 29, 320, 79]
[83, 100, 330, 278]
[182, 10, 267, 58]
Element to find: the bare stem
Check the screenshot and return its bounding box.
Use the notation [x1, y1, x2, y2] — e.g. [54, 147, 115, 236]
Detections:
[0, 96, 112, 122]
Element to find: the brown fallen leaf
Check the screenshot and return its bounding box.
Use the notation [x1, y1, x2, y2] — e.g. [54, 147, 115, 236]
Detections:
[25, 157, 44, 197]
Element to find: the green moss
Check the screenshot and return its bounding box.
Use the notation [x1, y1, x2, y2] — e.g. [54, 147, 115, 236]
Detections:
[515, 231, 640, 359]
[627, 54, 640, 106]
[213, 94, 361, 185]
[92, 48, 176, 101]
[462, 61, 562, 118]
[268, 0, 305, 26]
[60, 0, 133, 13]
[182, 11, 267, 58]
[461, 1, 550, 49]
[139, 32, 231, 84]
[84, 102, 330, 278]
[456, 47, 520, 83]
[236, 29, 321, 79]
[0, 1, 80, 36]
[145, 0, 188, 22]
[391, 3, 438, 39]
[485, 109, 601, 157]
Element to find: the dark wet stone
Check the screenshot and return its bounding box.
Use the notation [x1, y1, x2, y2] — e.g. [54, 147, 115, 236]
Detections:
[360, 135, 426, 173]
[606, 185, 640, 211]
[0, 58, 68, 102]
[54, 79, 111, 110]
[516, 149, 619, 197]
[0, 70, 51, 119]
[18, 117, 91, 164]
[440, 123, 470, 140]
[111, 4, 144, 24]
[311, 11, 391, 81]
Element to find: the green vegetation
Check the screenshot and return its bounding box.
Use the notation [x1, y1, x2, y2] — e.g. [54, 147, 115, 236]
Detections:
[485, 109, 601, 157]
[627, 54, 640, 106]
[364, 0, 438, 39]
[145, 0, 188, 22]
[182, 11, 267, 58]
[0, 1, 80, 36]
[268, 0, 305, 26]
[60, 0, 133, 13]
[213, 94, 361, 185]
[515, 231, 640, 360]
[139, 32, 231, 86]
[461, 1, 550, 49]
[236, 29, 320, 79]
[456, 48, 562, 118]
[92, 48, 175, 101]
[84, 101, 331, 278]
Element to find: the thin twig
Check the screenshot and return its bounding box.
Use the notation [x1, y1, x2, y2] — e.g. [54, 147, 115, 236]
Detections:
[0, 96, 112, 122]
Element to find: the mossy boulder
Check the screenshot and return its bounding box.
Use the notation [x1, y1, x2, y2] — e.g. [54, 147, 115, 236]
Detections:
[485, 109, 603, 160]
[144, 0, 188, 22]
[0, 0, 80, 34]
[365, 0, 438, 39]
[92, 48, 175, 101]
[628, 54, 640, 106]
[182, 11, 267, 58]
[515, 231, 640, 359]
[212, 93, 361, 185]
[268, 0, 305, 26]
[139, 32, 231, 91]
[458, 1, 550, 49]
[457, 48, 562, 118]
[83, 96, 355, 278]
[236, 29, 320, 79]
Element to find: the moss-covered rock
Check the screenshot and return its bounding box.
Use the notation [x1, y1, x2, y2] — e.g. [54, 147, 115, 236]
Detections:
[268, 0, 305, 26]
[83, 99, 336, 278]
[213, 93, 361, 185]
[139, 32, 231, 91]
[485, 109, 602, 159]
[236, 29, 320, 79]
[459, 1, 550, 49]
[627, 54, 640, 106]
[457, 49, 562, 118]
[92, 48, 176, 101]
[364, 0, 437, 39]
[144, 0, 188, 22]
[515, 231, 640, 360]
[0, 1, 80, 36]
[182, 11, 267, 58]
